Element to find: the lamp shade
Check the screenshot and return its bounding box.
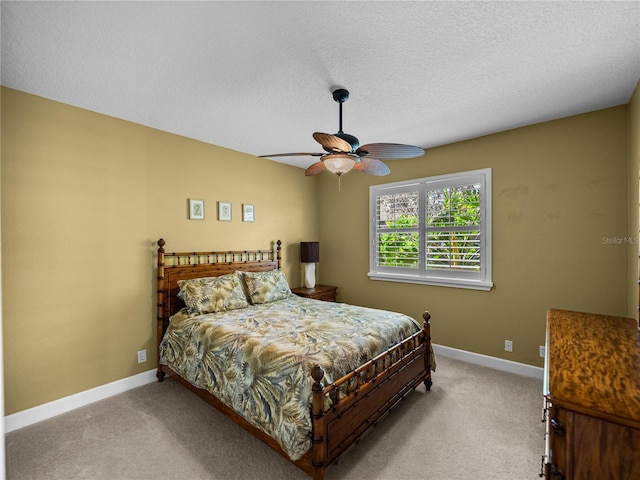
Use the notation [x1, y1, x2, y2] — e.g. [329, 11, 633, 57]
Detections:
[300, 242, 320, 263]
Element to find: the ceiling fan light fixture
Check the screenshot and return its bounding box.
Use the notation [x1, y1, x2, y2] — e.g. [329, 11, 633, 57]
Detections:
[263, 88, 424, 183]
[322, 153, 356, 176]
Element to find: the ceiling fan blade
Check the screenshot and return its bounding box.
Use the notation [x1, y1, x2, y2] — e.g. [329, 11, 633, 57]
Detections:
[259, 152, 323, 158]
[356, 143, 424, 159]
[305, 161, 327, 176]
[353, 157, 390, 176]
[313, 132, 353, 153]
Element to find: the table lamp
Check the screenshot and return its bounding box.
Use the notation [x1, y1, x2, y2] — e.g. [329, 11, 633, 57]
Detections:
[300, 241, 320, 288]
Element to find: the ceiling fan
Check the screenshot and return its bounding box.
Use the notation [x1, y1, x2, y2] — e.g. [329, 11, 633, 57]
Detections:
[260, 88, 425, 180]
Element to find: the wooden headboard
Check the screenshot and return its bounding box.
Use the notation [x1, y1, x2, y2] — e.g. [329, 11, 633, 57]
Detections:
[156, 238, 282, 346]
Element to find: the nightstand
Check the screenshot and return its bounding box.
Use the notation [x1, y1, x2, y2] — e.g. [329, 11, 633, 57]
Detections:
[291, 285, 338, 302]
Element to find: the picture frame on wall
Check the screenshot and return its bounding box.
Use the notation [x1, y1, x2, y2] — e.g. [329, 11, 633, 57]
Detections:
[188, 199, 205, 220]
[242, 204, 255, 222]
[218, 201, 232, 221]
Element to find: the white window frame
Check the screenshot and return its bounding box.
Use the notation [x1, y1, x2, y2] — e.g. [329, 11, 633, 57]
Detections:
[369, 168, 493, 291]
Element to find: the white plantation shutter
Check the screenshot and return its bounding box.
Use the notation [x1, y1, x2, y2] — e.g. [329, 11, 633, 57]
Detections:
[374, 187, 420, 270]
[426, 184, 481, 272]
[369, 169, 493, 291]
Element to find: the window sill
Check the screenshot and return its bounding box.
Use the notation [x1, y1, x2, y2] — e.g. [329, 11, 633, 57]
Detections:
[367, 272, 493, 291]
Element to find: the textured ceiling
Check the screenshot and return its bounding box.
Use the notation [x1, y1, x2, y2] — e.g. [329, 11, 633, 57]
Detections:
[2, 1, 639, 169]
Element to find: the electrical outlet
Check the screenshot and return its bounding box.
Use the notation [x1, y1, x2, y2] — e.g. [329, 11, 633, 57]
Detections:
[504, 340, 513, 352]
[539, 346, 546, 358]
[137, 349, 147, 364]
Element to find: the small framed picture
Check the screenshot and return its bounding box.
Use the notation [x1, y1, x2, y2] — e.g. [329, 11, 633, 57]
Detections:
[188, 199, 205, 220]
[242, 204, 255, 222]
[218, 201, 232, 221]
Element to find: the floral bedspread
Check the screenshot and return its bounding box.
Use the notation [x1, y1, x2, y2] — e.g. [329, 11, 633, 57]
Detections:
[159, 295, 421, 460]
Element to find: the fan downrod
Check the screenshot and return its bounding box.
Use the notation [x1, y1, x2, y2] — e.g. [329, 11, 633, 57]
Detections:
[330, 88, 358, 149]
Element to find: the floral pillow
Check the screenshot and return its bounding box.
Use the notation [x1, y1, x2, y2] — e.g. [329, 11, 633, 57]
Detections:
[240, 269, 291, 304]
[177, 272, 249, 314]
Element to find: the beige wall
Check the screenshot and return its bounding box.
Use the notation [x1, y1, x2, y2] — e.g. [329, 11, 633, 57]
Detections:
[2, 85, 638, 415]
[318, 105, 631, 367]
[1, 87, 319, 414]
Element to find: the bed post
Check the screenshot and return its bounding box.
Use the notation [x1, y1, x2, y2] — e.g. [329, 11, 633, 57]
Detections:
[422, 311, 432, 390]
[156, 238, 166, 382]
[310, 365, 327, 480]
[276, 239, 282, 269]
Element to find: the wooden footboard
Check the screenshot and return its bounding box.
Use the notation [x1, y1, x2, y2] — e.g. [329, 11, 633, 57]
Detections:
[306, 312, 432, 479]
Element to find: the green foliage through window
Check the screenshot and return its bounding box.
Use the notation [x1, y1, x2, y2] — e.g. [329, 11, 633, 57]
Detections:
[376, 185, 481, 271]
[426, 185, 481, 271]
[377, 215, 419, 268]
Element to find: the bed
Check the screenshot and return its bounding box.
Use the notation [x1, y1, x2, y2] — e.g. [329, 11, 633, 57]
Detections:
[156, 238, 433, 479]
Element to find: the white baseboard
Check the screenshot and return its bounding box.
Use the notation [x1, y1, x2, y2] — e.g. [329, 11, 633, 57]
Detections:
[5, 347, 542, 433]
[4, 369, 157, 433]
[433, 343, 544, 380]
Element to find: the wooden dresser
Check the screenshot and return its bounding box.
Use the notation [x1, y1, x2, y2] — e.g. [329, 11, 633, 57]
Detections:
[544, 309, 640, 479]
[290, 284, 338, 302]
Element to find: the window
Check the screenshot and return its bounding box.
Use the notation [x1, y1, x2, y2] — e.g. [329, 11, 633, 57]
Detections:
[369, 168, 492, 290]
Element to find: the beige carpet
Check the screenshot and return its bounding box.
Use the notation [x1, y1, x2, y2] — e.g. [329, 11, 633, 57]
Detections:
[6, 356, 545, 480]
